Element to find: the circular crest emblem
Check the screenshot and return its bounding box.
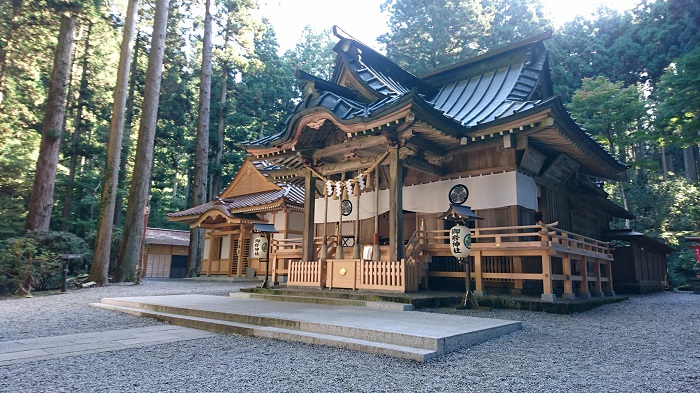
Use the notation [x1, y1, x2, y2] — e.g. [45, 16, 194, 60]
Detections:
[341, 199, 352, 216]
[448, 184, 469, 205]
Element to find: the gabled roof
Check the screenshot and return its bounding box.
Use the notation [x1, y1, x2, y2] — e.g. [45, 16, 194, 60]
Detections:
[219, 159, 281, 198]
[167, 159, 304, 224]
[241, 28, 626, 181]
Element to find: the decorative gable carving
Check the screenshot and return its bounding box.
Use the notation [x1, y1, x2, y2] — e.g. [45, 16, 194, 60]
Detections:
[219, 159, 281, 198]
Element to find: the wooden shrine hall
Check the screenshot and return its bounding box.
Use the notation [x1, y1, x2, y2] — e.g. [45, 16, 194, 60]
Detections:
[167, 160, 305, 279]
[191, 29, 638, 302]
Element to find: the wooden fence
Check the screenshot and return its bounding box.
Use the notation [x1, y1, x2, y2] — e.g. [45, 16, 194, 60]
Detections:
[287, 260, 322, 287]
[288, 258, 418, 292]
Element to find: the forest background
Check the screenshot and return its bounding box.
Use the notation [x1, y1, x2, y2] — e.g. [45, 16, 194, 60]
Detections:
[0, 0, 698, 290]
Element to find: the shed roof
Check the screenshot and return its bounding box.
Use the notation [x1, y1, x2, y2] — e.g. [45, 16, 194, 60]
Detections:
[602, 230, 674, 253]
[145, 227, 190, 247]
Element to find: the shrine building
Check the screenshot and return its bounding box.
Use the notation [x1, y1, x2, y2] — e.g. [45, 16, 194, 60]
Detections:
[172, 29, 641, 302]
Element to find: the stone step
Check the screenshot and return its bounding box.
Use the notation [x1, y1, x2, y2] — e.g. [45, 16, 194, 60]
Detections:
[90, 302, 435, 362]
[92, 294, 521, 362]
[98, 297, 435, 350]
[241, 287, 462, 309]
[231, 292, 414, 311]
[241, 287, 415, 304]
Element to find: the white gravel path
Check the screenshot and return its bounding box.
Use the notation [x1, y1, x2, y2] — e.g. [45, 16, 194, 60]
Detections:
[1, 279, 698, 392]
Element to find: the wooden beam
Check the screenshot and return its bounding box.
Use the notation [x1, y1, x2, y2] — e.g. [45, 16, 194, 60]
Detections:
[317, 152, 391, 176]
[404, 155, 444, 176]
[311, 135, 386, 160]
[404, 134, 451, 156]
[261, 168, 306, 181]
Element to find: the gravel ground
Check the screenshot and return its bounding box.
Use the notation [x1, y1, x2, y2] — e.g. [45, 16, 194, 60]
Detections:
[1, 280, 698, 392]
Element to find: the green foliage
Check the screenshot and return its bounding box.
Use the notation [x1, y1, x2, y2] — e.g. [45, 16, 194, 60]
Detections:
[478, 0, 552, 50]
[568, 76, 646, 163]
[283, 25, 336, 80]
[378, 0, 551, 76]
[549, 0, 700, 102]
[655, 47, 700, 150]
[0, 236, 62, 295]
[25, 230, 91, 274]
[624, 178, 700, 238]
[667, 246, 698, 288]
[379, 0, 491, 76]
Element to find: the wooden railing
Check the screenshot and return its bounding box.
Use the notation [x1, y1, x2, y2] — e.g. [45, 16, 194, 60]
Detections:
[423, 224, 612, 259]
[546, 227, 611, 258]
[283, 224, 611, 294]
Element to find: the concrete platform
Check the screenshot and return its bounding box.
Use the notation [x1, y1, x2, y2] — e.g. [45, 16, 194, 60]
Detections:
[91, 294, 521, 362]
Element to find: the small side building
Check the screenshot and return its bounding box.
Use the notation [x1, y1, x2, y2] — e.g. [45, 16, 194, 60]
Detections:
[602, 229, 674, 293]
[142, 227, 190, 278]
[167, 159, 305, 279]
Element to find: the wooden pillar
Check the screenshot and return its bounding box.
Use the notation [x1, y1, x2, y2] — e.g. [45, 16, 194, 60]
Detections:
[579, 259, 591, 298]
[541, 252, 555, 302]
[302, 169, 316, 262]
[562, 255, 575, 299]
[592, 259, 604, 297]
[606, 260, 615, 296]
[236, 230, 244, 277]
[271, 254, 278, 284]
[473, 251, 485, 296]
[513, 256, 523, 293]
[206, 229, 215, 276]
[389, 149, 403, 262]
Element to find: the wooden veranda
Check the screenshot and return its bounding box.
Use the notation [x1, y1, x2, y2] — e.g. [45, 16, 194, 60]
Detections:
[268, 223, 614, 302]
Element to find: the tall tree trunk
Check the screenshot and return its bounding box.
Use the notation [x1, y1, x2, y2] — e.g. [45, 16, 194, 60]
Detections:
[173, 166, 178, 197]
[210, 11, 233, 198]
[0, 0, 22, 105]
[88, 0, 139, 285]
[115, 0, 169, 282]
[661, 145, 669, 181]
[113, 32, 141, 227]
[62, 20, 92, 232]
[211, 63, 228, 197]
[683, 146, 698, 182]
[186, 0, 213, 277]
[26, 12, 78, 232]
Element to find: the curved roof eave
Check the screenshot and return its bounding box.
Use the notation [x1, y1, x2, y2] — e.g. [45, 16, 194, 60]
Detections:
[546, 98, 628, 174]
[463, 96, 627, 176]
[243, 91, 471, 155]
[421, 31, 553, 83]
[331, 26, 438, 98]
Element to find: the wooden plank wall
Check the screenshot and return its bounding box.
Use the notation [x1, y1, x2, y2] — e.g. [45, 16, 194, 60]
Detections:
[143, 244, 188, 278]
